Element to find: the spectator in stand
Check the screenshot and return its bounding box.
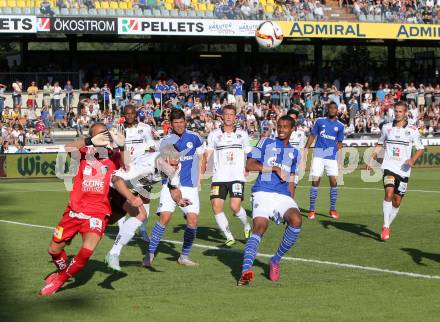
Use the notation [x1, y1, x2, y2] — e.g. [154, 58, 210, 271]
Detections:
[233, 77, 245, 109]
[114, 81, 125, 111]
[89, 83, 100, 101]
[84, 0, 94, 9]
[101, 83, 112, 111]
[27, 81, 38, 108]
[64, 80, 74, 109]
[42, 128, 54, 144]
[54, 107, 67, 128]
[262, 81, 272, 103]
[52, 81, 62, 112]
[281, 81, 291, 110]
[251, 78, 261, 105]
[41, 105, 51, 128]
[43, 81, 53, 108]
[40, 0, 55, 16]
[0, 83, 6, 117]
[272, 81, 282, 107]
[12, 79, 22, 107]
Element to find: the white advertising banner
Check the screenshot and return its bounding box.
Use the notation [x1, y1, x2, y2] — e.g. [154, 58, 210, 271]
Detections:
[118, 17, 262, 36]
[0, 15, 36, 33]
[343, 138, 440, 147]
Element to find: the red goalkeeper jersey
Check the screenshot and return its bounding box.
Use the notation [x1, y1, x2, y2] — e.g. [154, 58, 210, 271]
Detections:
[67, 147, 120, 218]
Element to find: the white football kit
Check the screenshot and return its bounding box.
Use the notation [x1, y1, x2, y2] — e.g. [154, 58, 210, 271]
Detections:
[124, 122, 156, 162]
[206, 128, 252, 183]
[378, 122, 424, 178]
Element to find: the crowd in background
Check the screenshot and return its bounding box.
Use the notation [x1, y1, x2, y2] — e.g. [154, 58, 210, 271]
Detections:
[351, 0, 440, 23]
[1, 77, 440, 152]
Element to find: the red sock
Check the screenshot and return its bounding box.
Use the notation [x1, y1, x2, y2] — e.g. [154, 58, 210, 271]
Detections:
[59, 248, 94, 283]
[50, 250, 67, 271]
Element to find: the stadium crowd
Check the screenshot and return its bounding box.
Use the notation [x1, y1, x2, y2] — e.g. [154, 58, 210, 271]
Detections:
[1, 77, 439, 152]
[352, 0, 440, 23]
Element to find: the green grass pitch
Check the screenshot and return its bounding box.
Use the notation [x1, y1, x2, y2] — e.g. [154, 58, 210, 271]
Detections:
[0, 169, 439, 321]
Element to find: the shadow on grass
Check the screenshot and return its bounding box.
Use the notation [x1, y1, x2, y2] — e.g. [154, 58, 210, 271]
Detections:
[173, 224, 224, 244]
[203, 248, 269, 281]
[401, 248, 440, 266]
[299, 207, 332, 219]
[319, 220, 382, 241]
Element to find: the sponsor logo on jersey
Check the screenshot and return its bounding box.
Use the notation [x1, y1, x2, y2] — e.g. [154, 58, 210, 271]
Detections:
[334, 126, 339, 132]
[53, 226, 63, 240]
[100, 165, 108, 174]
[186, 142, 193, 149]
[211, 185, 220, 196]
[89, 218, 103, 231]
[320, 129, 336, 140]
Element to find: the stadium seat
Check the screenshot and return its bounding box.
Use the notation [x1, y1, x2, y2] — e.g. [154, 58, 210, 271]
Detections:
[119, 1, 128, 9]
[143, 8, 152, 16]
[266, 0, 274, 4]
[260, 0, 266, 5]
[34, 0, 42, 7]
[94, 1, 100, 8]
[134, 7, 142, 15]
[60, 7, 69, 15]
[101, 1, 110, 9]
[265, 12, 273, 19]
[2, 6, 11, 13]
[374, 14, 382, 22]
[164, 2, 173, 10]
[188, 9, 196, 17]
[160, 8, 170, 16]
[205, 10, 214, 17]
[89, 8, 97, 15]
[265, 5, 274, 13]
[22, 7, 32, 14]
[359, 14, 366, 21]
[16, 0, 25, 7]
[196, 11, 205, 17]
[207, 3, 214, 11]
[0, 0, 5, 6]
[198, 3, 206, 11]
[110, 1, 118, 9]
[79, 7, 88, 15]
[116, 8, 124, 15]
[179, 10, 187, 17]
[7, 0, 16, 7]
[70, 8, 79, 15]
[366, 14, 374, 21]
[12, 7, 21, 14]
[125, 8, 134, 15]
[97, 8, 107, 15]
[170, 9, 178, 17]
[107, 8, 115, 15]
[152, 8, 161, 16]
[52, 7, 59, 14]
[191, 0, 196, 6]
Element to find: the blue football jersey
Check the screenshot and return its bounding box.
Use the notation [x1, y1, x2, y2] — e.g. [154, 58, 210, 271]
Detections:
[248, 137, 299, 197]
[160, 130, 204, 187]
[311, 117, 345, 160]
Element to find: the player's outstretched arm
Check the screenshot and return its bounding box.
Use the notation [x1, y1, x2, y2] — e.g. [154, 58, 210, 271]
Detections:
[64, 131, 111, 153]
[112, 175, 143, 208]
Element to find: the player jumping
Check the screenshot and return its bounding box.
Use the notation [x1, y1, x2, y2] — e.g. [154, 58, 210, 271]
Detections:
[305, 102, 345, 220]
[205, 105, 252, 246]
[39, 123, 134, 296]
[143, 109, 205, 268]
[367, 101, 424, 241]
[238, 116, 302, 286]
[105, 144, 192, 271]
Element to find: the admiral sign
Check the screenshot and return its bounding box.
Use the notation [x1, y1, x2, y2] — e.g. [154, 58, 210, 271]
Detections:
[0, 15, 36, 33]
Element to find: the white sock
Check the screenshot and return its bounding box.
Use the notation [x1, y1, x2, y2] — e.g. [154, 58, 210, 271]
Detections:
[117, 216, 126, 227]
[235, 207, 251, 231]
[214, 212, 234, 240]
[389, 206, 400, 226]
[110, 217, 143, 256]
[383, 200, 392, 228]
[139, 204, 150, 232]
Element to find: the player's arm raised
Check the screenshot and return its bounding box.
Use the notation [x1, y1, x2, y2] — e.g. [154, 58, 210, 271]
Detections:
[64, 128, 111, 152]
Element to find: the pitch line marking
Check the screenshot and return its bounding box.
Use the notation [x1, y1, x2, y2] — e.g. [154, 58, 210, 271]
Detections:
[1, 185, 439, 194]
[1, 219, 440, 280]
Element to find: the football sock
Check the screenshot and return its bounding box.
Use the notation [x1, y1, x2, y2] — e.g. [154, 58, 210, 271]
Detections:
[50, 249, 67, 271]
[271, 225, 301, 264]
[117, 216, 126, 227]
[148, 222, 166, 255]
[109, 217, 143, 256]
[214, 212, 234, 241]
[383, 200, 392, 228]
[59, 247, 94, 283]
[242, 233, 261, 273]
[309, 186, 318, 211]
[139, 204, 150, 234]
[235, 207, 251, 231]
[330, 186, 338, 211]
[389, 206, 400, 226]
[181, 226, 197, 258]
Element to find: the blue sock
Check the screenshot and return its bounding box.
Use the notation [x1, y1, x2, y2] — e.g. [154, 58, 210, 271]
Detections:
[271, 225, 301, 264]
[148, 222, 165, 254]
[242, 233, 262, 273]
[330, 186, 338, 211]
[309, 186, 318, 211]
[181, 226, 197, 257]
